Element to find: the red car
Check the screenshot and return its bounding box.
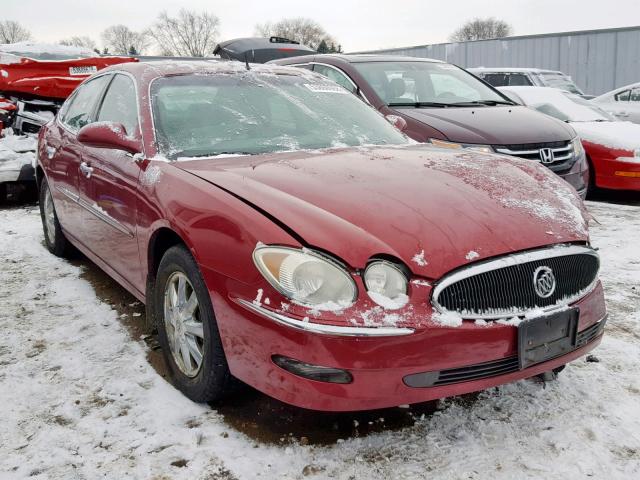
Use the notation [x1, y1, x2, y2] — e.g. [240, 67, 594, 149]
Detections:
[37, 61, 606, 411]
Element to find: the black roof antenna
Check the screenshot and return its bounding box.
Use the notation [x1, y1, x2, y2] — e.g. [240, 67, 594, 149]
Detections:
[244, 51, 251, 71]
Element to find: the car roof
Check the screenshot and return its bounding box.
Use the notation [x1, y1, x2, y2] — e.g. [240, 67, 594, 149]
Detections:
[101, 59, 314, 79]
[272, 53, 444, 64]
[469, 67, 563, 74]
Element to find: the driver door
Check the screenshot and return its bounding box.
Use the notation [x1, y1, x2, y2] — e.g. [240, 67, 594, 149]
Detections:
[79, 73, 145, 294]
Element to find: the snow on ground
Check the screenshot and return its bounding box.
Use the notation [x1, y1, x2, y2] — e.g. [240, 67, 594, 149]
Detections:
[0, 199, 639, 480]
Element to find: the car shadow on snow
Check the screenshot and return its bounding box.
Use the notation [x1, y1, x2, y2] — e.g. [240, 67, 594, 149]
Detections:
[74, 252, 467, 446]
[0, 183, 38, 210]
[588, 188, 640, 206]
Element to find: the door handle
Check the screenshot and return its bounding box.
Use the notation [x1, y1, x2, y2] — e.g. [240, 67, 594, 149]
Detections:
[79, 162, 94, 178]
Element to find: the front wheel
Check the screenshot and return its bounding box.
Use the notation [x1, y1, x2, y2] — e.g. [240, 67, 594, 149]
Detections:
[39, 177, 70, 257]
[154, 245, 231, 403]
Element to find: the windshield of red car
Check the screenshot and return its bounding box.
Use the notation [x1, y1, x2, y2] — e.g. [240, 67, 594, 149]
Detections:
[150, 73, 409, 160]
[352, 61, 510, 107]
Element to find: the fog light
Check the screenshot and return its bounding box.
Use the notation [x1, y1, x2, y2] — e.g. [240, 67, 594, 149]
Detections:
[272, 355, 353, 384]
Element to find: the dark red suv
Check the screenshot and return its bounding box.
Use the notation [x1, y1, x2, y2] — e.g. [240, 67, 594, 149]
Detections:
[271, 55, 589, 198]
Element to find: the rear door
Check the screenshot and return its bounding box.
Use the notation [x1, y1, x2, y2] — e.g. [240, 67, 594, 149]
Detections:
[79, 73, 145, 292]
[46, 74, 111, 239]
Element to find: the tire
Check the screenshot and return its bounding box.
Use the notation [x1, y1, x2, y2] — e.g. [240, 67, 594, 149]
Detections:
[585, 157, 597, 199]
[154, 245, 231, 403]
[0, 183, 7, 204]
[39, 177, 70, 257]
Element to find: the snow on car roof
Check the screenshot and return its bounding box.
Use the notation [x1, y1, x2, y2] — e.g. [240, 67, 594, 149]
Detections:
[0, 42, 95, 61]
[118, 59, 320, 79]
[469, 67, 563, 74]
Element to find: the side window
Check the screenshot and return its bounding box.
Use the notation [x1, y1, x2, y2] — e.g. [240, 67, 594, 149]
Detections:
[508, 73, 533, 86]
[96, 74, 139, 136]
[60, 75, 111, 131]
[630, 88, 640, 102]
[482, 73, 508, 87]
[313, 65, 357, 93]
[615, 90, 631, 102]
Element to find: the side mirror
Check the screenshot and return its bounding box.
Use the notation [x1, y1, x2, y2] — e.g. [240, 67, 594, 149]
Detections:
[385, 114, 408, 132]
[77, 122, 142, 155]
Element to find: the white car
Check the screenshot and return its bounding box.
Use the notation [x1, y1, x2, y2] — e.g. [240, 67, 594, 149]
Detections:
[470, 67, 587, 97]
[591, 82, 640, 124]
[498, 86, 640, 194]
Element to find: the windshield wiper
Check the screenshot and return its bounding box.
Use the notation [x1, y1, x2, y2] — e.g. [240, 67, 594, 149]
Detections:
[170, 150, 254, 160]
[388, 101, 452, 108]
[450, 100, 516, 106]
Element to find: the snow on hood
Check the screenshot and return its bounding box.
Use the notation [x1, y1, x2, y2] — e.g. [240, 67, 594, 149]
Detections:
[0, 42, 94, 62]
[572, 121, 640, 152]
[176, 145, 589, 279]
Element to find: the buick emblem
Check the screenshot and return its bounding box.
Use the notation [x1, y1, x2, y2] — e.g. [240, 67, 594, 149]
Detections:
[539, 148, 554, 164]
[533, 266, 556, 298]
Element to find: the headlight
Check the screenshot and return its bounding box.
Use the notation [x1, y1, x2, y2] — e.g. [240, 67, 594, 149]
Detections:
[429, 139, 494, 154]
[571, 137, 585, 158]
[253, 246, 357, 310]
[363, 261, 409, 310]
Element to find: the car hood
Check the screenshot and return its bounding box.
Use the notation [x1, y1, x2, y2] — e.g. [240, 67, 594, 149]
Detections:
[571, 121, 640, 152]
[176, 145, 589, 279]
[395, 105, 575, 145]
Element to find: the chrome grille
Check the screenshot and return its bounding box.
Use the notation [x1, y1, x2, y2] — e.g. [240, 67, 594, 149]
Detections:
[432, 246, 599, 319]
[494, 141, 574, 171]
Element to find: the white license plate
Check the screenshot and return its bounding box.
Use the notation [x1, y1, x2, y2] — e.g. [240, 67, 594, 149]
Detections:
[68, 66, 98, 76]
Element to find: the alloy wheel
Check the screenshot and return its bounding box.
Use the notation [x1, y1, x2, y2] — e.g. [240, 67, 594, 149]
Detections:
[163, 271, 205, 377]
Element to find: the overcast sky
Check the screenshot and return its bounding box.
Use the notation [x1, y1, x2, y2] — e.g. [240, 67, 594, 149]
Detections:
[4, 0, 640, 52]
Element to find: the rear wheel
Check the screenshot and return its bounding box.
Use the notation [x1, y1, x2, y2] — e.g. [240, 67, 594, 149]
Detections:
[154, 245, 231, 403]
[39, 178, 70, 257]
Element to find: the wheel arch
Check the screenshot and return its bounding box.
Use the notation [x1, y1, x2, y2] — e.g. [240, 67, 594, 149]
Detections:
[144, 225, 191, 330]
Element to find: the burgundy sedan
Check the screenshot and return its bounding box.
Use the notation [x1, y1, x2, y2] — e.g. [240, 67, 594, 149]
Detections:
[36, 61, 606, 411]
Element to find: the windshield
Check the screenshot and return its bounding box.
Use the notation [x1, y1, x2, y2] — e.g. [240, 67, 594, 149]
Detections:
[538, 72, 583, 95]
[517, 89, 615, 122]
[352, 61, 511, 107]
[151, 73, 408, 160]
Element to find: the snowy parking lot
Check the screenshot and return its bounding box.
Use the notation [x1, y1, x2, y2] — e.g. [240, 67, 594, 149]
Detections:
[0, 195, 638, 480]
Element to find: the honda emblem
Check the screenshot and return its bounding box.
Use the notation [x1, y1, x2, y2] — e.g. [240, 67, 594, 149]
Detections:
[539, 148, 554, 164]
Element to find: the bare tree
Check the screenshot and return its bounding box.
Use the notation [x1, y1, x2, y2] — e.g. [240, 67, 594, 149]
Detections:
[450, 17, 512, 42]
[59, 36, 96, 50]
[149, 9, 220, 57]
[0, 20, 32, 44]
[101, 25, 150, 55]
[254, 17, 337, 50]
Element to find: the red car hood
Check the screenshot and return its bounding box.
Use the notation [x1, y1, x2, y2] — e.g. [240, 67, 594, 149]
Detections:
[176, 145, 589, 279]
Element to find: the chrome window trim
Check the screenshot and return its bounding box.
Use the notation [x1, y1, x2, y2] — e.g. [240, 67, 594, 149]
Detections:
[431, 245, 600, 320]
[236, 298, 414, 337]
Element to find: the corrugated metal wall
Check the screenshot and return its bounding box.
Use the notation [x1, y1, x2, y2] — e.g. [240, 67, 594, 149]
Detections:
[353, 26, 640, 95]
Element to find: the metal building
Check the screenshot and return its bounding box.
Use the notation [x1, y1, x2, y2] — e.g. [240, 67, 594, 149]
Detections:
[353, 26, 640, 96]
